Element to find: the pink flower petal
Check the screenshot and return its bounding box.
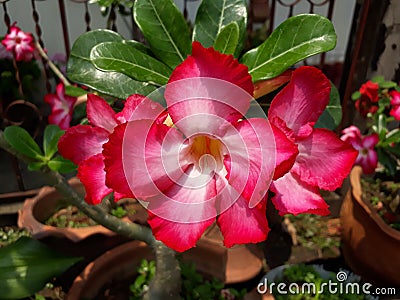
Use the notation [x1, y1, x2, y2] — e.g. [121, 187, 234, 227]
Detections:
[77, 154, 112, 205]
[146, 167, 218, 252]
[148, 212, 214, 252]
[271, 172, 330, 216]
[165, 42, 253, 137]
[86, 94, 118, 132]
[58, 125, 109, 165]
[362, 133, 379, 149]
[103, 120, 187, 200]
[48, 111, 72, 130]
[292, 128, 358, 190]
[216, 176, 270, 247]
[271, 123, 299, 180]
[115, 94, 167, 124]
[268, 66, 331, 136]
[222, 118, 276, 207]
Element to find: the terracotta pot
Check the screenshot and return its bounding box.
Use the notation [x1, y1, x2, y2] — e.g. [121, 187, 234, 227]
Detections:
[340, 166, 400, 286]
[66, 240, 153, 300]
[67, 240, 264, 300]
[184, 223, 264, 284]
[16, 177, 150, 264]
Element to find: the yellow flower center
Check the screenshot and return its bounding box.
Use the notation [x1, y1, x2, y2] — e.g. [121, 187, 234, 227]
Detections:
[188, 135, 225, 173]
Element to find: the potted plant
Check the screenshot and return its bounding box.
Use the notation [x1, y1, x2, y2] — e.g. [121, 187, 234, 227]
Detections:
[0, 0, 358, 298]
[340, 77, 400, 286]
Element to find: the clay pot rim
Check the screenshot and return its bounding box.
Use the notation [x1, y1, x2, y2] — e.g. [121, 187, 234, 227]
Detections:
[349, 166, 400, 239]
[17, 177, 118, 242]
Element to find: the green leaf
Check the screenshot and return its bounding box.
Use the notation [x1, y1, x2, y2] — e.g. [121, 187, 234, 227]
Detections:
[3, 126, 43, 160]
[315, 83, 342, 130]
[193, 0, 247, 56]
[48, 156, 77, 173]
[90, 42, 171, 85]
[381, 129, 400, 146]
[0, 237, 81, 299]
[213, 22, 240, 55]
[65, 85, 87, 97]
[133, 0, 191, 69]
[241, 14, 337, 82]
[123, 40, 154, 56]
[67, 29, 157, 99]
[351, 90, 361, 100]
[377, 148, 397, 176]
[28, 162, 45, 171]
[43, 125, 64, 159]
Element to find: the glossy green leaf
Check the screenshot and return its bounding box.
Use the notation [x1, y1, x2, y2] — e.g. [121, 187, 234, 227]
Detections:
[241, 14, 337, 82]
[65, 85, 87, 97]
[214, 22, 240, 55]
[90, 42, 171, 85]
[0, 237, 81, 299]
[3, 126, 43, 160]
[193, 0, 247, 56]
[48, 156, 77, 173]
[67, 29, 157, 99]
[43, 125, 64, 159]
[315, 83, 342, 130]
[133, 0, 191, 69]
[123, 40, 154, 56]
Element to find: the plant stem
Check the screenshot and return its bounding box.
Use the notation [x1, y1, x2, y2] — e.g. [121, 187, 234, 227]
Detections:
[0, 130, 181, 299]
[34, 40, 71, 87]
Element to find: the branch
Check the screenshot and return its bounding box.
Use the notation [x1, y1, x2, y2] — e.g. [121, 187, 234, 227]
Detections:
[34, 40, 71, 87]
[0, 129, 181, 298]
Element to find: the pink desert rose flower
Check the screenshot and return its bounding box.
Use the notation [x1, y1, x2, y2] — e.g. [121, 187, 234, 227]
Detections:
[58, 93, 167, 205]
[341, 126, 379, 174]
[268, 66, 358, 216]
[44, 83, 77, 130]
[1, 25, 34, 62]
[103, 42, 298, 252]
[389, 90, 400, 120]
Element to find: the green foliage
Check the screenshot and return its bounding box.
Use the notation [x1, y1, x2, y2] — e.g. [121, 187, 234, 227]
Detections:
[111, 206, 128, 218]
[0, 237, 81, 299]
[90, 41, 171, 85]
[129, 260, 246, 300]
[193, 0, 247, 56]
[272, 264, 369, 300]
[43, 125, 64, 159]
[241, 14, 337, 82]
[288, 214, 340, 252]
[0, 227, 30, 248]
[130, 259, 156, 300]
[315, 83, 342, 130]
[67, 29, 157, 99]
[4, 125, 76, 173]
[133, 0, 191, 69]
[4, 126, 43, 160]
[213, 22, 240, 55]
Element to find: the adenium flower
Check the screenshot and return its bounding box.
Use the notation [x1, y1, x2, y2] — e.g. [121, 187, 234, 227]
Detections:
[268, 67, 358, 216]
[355, 80, 380, 117]
[341, 125, 379, 174]
[44, 83, 77, 130]
[1, 24, 34, 62]
[58, 93, 166, 204]
[389, 90, 400, 120]
[103, 42, 298, 252]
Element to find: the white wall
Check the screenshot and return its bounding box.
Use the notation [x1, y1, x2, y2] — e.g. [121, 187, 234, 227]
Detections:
[1, 0, 355, 62]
